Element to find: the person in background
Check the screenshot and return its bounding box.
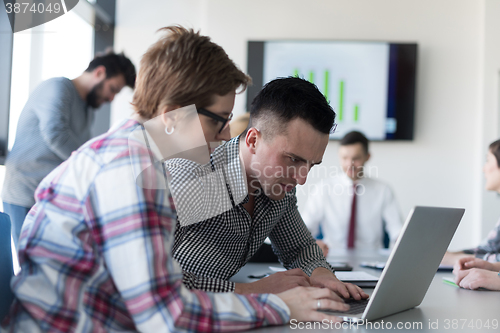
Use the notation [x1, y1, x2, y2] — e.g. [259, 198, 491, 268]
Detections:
[1, 51, 136, 249]
[453, 257, 500, 290]
[302, 131, 403, 254]
[1, 27, 348, 333]
[443, 139, 500, 265]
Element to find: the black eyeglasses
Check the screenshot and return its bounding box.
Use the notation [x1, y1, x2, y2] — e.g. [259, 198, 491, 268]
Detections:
[197, 108, 233, 134]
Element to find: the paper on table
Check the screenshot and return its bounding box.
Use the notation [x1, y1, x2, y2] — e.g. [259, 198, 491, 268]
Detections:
[268, 267, 379, 281]
[268, 266, 286, 272]
[378, 248, 392, 256]
[442, 277, 458, 287]
[335, 271, 379, 282]
[360, 261, 386, 269]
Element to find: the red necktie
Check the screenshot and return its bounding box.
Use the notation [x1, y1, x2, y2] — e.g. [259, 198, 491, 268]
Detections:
[347, 183, 357, 249]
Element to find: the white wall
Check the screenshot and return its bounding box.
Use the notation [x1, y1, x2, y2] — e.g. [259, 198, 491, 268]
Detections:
[114, 0, 500, 249]
[112, 0, 204, 125]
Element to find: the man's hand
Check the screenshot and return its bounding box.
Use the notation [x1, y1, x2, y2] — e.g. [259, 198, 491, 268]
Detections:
[316, 240, 329, 257]
[276, 286, 349, 323]
[454, 268, 500, 290]
[234, 268, 311, 294]
[310, 267, 369, 300]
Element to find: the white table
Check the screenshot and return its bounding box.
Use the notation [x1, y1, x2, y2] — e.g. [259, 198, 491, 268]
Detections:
[231, 250, 500, 332]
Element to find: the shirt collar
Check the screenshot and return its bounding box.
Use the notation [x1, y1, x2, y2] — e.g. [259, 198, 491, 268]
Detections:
[164, 136, 249, 206]
[220, 136, 248, 205]
[339, 172, 366, 186]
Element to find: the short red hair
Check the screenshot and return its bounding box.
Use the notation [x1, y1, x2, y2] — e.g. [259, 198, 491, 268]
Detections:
[132, 26, 251, 119]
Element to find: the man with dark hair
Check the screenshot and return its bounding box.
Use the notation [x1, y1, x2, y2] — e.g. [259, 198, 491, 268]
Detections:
[84, 52, 136, 107]
[341, 131, 369, 154]
[2, 51, 136, 249]
[169, 77, 368, 299]
[302, 130, 403, 253]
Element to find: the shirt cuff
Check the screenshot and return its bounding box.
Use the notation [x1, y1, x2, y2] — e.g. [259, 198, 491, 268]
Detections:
[183, 271, 236, 293]
[301, 260, 335, 276]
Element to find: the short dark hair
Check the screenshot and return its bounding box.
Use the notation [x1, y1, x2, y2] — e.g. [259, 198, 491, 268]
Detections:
[341, 131, 369, 154]
[249, 77, 335, 137]
[85, 51, 136, 89]
[489, 139, 500, 167]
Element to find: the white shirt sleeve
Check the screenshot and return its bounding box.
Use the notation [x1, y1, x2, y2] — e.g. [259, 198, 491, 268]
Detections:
[381, 185, 403, 248]
[300, 182, 325, 238]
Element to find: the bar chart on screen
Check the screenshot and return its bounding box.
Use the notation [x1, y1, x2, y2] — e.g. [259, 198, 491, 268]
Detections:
[263, 41, 390, 140]
[293, 68, 362, 125]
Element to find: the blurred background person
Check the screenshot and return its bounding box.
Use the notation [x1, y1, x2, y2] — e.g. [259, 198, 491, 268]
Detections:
[2, 52, 136, 249]
[443, 139, 500, 265]
[453, 257, 500, 290]
[302, 131, 403, 254]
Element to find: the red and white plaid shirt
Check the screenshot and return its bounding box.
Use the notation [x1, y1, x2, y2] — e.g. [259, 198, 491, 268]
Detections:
[1, 119, 289, 333]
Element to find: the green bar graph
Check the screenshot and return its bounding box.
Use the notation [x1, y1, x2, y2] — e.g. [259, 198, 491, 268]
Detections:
[288, 70, 359, 123]
[338, 80, 344, 121]
[324, 70, 329, 101]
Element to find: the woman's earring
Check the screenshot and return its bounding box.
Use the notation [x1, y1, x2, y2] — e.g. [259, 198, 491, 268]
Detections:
[165, 126, 175, 135]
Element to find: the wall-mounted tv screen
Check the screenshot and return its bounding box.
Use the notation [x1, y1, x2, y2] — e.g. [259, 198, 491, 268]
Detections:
[247, 41, 417, 140]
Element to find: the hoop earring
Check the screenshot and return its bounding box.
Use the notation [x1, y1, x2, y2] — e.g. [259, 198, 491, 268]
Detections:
[165, 126, 175, 135]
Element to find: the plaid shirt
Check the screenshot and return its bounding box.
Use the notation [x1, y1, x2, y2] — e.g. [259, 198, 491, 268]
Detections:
[169, 137, 334, 293]
[1, 120, 289, 333]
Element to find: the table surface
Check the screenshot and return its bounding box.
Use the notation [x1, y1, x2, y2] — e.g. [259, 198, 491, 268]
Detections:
[231, 249, 500, 332]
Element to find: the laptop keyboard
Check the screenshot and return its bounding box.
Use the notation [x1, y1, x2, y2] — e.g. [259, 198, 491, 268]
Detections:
[340, 298, 370, 314]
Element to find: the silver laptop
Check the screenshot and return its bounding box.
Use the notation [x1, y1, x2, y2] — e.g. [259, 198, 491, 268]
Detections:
[325, 206, 465, 322]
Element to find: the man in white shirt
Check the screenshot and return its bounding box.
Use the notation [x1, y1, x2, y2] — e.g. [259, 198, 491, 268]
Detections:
[302, 131, 403, 252]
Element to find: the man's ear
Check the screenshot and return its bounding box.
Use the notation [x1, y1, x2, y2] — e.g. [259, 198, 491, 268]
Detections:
[245, 127, 261, 154]
[92, 65, 107, 81]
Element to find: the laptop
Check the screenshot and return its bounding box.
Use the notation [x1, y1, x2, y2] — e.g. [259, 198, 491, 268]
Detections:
[324, 206, 465, 322]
